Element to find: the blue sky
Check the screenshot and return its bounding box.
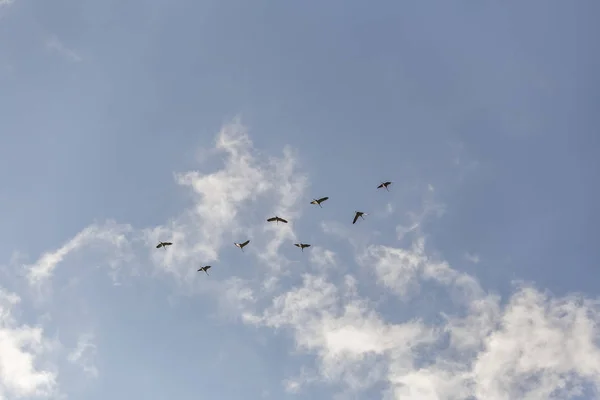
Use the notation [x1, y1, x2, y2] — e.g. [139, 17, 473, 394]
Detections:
[1, 1, 599, 399]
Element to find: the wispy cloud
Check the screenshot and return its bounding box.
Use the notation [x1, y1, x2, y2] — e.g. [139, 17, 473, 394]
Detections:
[143, 117, 309, 288]
[465, 252, 480, 263]
[45, 36, 82, 63]
[6, 119, 600, 399]
[24, 221, 132, 287]
[244, 236, 600, 399]
[67, 334, 98, 378]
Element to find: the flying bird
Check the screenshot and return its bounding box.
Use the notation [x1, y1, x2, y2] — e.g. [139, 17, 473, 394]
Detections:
[294, 243, 311, 252]
[377, 181, 392, 191]
[267, 216, 288, 224]
[234, 240, 250, 251]
[310, 196, 329, 207]
[197, 265, 212, 275]
[352, 211, 368, 224]
[156, 241, 173, 249]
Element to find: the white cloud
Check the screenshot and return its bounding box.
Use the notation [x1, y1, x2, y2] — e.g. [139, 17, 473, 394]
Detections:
[465, 252, 480, 264]
[242, 232, 600, 399]
[395, 187, 445, 242]
[309, 247, 337, 270]
[9, 118, 600, 399]
[24, 221, 132, 287]
[244, 273, 438, 393]
[45, 36, 82, 63]
[67, 334, 98, 378]
[0, 289, 57, 399]
[20, 117, 308, 292]
[143, 117, 309, 287]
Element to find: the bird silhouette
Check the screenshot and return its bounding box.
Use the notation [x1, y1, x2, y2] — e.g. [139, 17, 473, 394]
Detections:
[197, 265, 212, 275]
[267, 216, 288, 224]
[353, 211, 368, 224]
[294, 243, 311, 252]
[310, 196, 329, 208]
[377, 181, 392, 191]
[156, 241, 173, 249]
[234, 240, 250, 251]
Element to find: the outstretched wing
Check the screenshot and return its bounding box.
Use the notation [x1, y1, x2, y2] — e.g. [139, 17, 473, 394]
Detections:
[277, 217, 288, 223]
[294, 243, 301, 248]
[377, 183, 384, 189]
[317, 197, 329, 203]
[353, 212, 360, 224]
[205, 266, 212, 270]
[156, 243, 163, 248]
[163, 242, 173, 246]
[303, 244, 311, 249]
[240, 240, 250, 247]
[267, 217, 277, 222]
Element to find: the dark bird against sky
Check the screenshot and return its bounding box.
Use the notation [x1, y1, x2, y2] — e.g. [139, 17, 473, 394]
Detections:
[197, 265, 212, 275]
[294, 243, 311, 252]
[156, 241, 173, 249]
[377, 181, 392, 191]
[310, 196, 329, 207]
[353, 211, 367, 224]
[234, 240, 250, 251]
[267, 216, 288, 224]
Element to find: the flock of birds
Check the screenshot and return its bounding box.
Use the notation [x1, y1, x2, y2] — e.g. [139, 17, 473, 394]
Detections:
[155, 181, 394, 275]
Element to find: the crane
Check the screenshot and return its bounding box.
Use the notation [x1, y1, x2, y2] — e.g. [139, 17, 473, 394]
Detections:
[310, 196, 329, 208]
[294, 243, 311, 252]
[267, 216, 288, 224]
[353, 211, 368, 224]
[156, 241, 173, 249]
[234, 240, 250, 251]
[197, 265, 212, 275]
[377, 181, 392, 191]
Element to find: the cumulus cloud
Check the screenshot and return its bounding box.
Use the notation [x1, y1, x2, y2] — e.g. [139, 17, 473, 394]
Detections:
[23, 118, 308, 291]
[243, 231, 600, 399]
[143, 117, 309, 288]
[309, 247, 337, 270]
[8, 118, 600, 399]
[0, 289, 57, 399]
